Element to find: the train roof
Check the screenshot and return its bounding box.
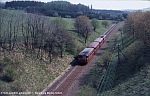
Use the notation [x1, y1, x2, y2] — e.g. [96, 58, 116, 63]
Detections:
[94, 38, 103, 42]
[87, 42, 99, 48]
[99, 35, 106, 38]
[78, 48, 94, 56]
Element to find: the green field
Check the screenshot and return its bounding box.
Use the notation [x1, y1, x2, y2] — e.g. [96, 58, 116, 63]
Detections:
[0, 9, 112, 95]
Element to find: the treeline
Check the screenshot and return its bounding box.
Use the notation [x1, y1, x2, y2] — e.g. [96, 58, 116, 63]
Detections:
[5, 1, 89, 18]
[5, 1, 44, 8]
[0, 10, 76, 62]
[41, 1, 89, 18]
[89, 9, 127, 20]
[4, 1, 126, 20]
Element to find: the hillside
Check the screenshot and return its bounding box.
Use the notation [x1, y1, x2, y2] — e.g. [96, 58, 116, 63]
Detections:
[76, 11, 150, 96]
[0, 9, 112, 95]
[76, 29, 150, 96]
[98, 11, 150, 96]
[99, 63, 150, 96]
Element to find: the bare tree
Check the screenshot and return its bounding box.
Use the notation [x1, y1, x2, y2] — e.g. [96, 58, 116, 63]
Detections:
[74, 16, 93, 43]
[12, 13, 20, 50]
[35, 16, 47, 60]
[5, 12, 14, 50]
[51, 17, 69, 57]
[0, 9, 6, 48]
[44, 20, 58, 62]
[21, 13, 31, 50]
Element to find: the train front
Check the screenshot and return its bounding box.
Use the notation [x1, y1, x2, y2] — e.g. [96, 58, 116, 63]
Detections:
[77, 48, 94, 64]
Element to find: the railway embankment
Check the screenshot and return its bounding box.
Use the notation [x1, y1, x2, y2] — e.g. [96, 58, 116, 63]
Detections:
[77, 13, 150, 96]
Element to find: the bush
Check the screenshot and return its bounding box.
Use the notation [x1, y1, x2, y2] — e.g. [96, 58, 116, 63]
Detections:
[0, 57, 12, 68]
[76, 85, 97, 96]
[125, 41, 143, 56]
[0, 57, 19, 82]
[0, 57, 13, 76]
[3, 67, 17, 82]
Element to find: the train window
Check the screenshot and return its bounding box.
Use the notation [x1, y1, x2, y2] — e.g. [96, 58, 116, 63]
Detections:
[83, 56, 86, 59]
[78, 55, 82, 58]
[78, 55, 86, 59]
[83, 51, 89, 54]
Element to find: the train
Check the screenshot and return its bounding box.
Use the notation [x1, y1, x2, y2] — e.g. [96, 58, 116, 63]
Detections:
[77, 23, 118, 64]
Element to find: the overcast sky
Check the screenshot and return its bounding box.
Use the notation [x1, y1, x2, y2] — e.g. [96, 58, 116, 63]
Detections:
[0, 0, 150, 10]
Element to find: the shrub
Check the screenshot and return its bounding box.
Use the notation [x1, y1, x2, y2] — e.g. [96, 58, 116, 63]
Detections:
[0, 57, 13, 77]
[0, 57, 19, 82]
[76, 85, 97, 96]
[3, 67, 17, 82]
[0, 57, 12, 67]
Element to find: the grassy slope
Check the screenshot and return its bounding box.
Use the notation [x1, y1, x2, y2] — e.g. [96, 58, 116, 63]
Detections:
[0, 9, 111, 94]
[0, 49, 74, 92]
[76, 27, 150, 96]
[99, 63, 150, 96]
[98, 40, 150, 96]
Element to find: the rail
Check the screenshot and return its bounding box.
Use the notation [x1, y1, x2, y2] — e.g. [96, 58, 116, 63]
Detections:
[51, 65, 84, 96]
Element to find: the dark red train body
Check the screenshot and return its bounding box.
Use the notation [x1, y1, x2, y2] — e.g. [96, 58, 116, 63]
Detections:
[94, 38, 104, 46]
[78, 48, 94, 64]
[87, 42, 100, 53]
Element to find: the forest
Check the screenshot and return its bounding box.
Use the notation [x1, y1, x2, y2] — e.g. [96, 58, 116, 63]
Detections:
[5, 1, 90, 18]
[4, 1, 126, 20]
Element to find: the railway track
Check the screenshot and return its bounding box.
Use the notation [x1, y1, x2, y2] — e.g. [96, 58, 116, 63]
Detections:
[40, 22, 123, 96]
[51, 65, 84, 96]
